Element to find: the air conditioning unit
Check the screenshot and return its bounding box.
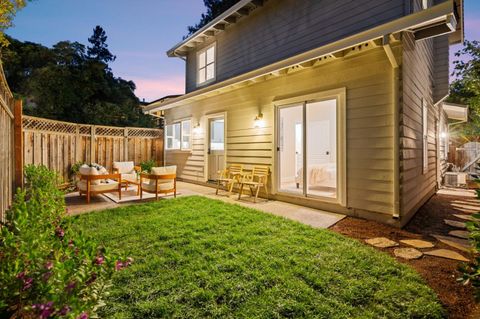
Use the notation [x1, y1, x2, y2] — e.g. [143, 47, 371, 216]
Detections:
[444, 172, 468, 187]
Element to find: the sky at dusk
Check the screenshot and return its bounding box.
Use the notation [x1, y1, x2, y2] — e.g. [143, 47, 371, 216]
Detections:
[7, 0, 480, 102]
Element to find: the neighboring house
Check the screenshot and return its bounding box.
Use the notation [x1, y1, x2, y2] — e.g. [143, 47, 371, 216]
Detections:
[145, 0, 464, 227]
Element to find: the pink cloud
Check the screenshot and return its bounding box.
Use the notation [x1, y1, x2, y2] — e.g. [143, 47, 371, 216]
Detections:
[131, 76, 185, 102]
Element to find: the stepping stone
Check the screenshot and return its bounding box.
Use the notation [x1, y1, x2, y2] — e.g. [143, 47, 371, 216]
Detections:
[365, 237, 399, 248]
[453, 214, 475, 221]
[400, 239, 434, 249]
[394, 248, 423, 260]
[424, 249, 469, 262]
[444, 219, 467, 229]
[449, 230, 470, 239]
[432, 234, 471, 252]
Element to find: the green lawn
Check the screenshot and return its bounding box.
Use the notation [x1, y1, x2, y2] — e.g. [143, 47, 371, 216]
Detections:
[75, 196, 444, 318]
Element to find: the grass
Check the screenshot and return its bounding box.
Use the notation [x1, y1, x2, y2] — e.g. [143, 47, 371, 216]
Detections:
[74, 196, 444, 318]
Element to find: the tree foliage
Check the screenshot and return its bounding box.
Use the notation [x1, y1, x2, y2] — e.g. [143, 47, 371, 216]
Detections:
[0, 0, 27, 47]
[448, 40, 480, 142]
[2, 26, 155, 127]
[87, 25, 116, 65]
[186, 0, 241, 36]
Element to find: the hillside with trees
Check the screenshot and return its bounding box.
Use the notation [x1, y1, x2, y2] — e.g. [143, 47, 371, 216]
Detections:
[2, 26, 155, 127]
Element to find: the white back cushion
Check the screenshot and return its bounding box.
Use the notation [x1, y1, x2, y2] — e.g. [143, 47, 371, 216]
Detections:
[113, 161, 135, 174]
[78, 165, 100, 185]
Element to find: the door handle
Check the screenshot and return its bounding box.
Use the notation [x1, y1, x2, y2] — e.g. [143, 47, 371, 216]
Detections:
[208, 148, 211, 155]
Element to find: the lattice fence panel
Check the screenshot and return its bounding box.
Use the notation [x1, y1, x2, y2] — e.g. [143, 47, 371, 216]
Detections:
[127, 127, 164, 138]
[23, 116, 77, 134]
[95, 126, 125, 137]
[79, 125, 91, 136]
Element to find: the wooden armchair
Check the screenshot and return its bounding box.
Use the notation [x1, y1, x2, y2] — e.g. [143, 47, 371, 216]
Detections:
[140, 166, 177, 200]
[237, 166, 270, 203]
[216, 164, 243, 195]
[112, 161, 142, 194]
[78, 172, 121, 204]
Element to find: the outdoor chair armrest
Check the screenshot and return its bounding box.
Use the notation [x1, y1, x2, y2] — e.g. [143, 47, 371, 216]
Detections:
[79, 173, 121, 181]
[140, 173, 176, 180]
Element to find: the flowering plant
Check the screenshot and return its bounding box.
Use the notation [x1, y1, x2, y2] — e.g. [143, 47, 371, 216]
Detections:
[0, 165, 131, 318]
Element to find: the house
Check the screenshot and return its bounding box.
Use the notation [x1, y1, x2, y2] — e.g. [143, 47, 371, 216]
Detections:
[145, 0, 464, 227]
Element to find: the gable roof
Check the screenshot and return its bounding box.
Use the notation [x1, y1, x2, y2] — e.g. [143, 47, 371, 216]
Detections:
[167, 0, 264, 57]
[146, 0, 463, 113]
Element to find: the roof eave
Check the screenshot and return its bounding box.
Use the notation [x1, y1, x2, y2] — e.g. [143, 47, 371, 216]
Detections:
[167, 0, 255, 58]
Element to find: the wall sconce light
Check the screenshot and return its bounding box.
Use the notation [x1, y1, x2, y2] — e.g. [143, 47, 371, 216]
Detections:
[193, 122, 201, 134]
[440, 132, 447, 139]
[254, 112, 265, 128]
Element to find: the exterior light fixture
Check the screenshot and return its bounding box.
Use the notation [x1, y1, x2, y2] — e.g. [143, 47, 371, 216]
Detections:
[193, 122, 201, 134]
[254, 112, 265, 128]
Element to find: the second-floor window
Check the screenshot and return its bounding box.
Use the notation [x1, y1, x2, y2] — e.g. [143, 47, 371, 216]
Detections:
[197, 44, 215, 85]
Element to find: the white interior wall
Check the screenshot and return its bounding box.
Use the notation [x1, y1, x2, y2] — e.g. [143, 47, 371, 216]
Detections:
[280, 105, 302, 183]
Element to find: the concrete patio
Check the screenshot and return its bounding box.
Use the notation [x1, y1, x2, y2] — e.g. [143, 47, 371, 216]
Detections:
[66, 181, 345, 229]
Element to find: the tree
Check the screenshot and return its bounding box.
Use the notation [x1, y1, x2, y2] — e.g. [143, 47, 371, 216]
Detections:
[448, 40, 480, 142]
[186, 0, 241, 36]
[0, 0, 27, 47]
[2, 29, 155, 128]
[87, 25, 115, 64]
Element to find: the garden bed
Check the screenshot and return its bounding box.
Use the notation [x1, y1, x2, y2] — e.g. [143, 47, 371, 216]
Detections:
[75, 196, 444, 318]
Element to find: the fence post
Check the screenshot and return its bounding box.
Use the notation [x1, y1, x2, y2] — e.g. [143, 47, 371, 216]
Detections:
[75, 125, 81, 163]
[124, 128, 129, 161]
[90, 125, 96, 164]
[14, 100, 23, 189]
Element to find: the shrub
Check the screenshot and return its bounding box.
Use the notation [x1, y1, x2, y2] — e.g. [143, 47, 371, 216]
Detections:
[139, 159, 156, 173]
[461, 187, 480, 298]
[0, 165, 130, 318]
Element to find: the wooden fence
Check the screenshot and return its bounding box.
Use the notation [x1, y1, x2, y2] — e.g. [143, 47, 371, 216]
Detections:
[22, 115, 164, 183]
[0, 62, 16, 222]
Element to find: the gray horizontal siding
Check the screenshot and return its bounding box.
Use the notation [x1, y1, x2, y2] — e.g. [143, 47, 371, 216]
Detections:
[185, 0, 406, 93]
[433, 35, 450, 103]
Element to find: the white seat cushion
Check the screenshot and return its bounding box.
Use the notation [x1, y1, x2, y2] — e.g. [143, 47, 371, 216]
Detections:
[113, 161, 135, 174]
[142, 181, 174, 192]
[78, 180, 119, 192]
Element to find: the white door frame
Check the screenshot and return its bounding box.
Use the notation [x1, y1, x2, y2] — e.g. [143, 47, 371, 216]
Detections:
[204, 111, 227, 182]
[273, 88, 347, 206]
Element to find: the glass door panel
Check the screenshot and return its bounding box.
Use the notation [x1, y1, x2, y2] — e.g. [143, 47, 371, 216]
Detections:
[305, 99, 337, 199]
[208, 118, 225, 180]
[278, 104, 304, 194]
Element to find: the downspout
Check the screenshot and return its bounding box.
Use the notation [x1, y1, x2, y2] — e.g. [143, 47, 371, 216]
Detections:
[382, 34, 401, 219]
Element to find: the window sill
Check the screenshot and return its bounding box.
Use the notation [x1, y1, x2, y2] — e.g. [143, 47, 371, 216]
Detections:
[196, 78, 216, 88]
[166, 149, 192, 154]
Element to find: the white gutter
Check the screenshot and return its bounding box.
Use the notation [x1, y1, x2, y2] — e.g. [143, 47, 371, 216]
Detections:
[147, 0, 456, 113]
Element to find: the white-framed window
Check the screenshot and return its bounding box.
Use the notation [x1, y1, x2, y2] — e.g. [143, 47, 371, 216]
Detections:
[197, 43, 215, 85]
[166, 123, 181, 150]
[165, 119, 191, 151]
[181, 120, 191, 150]
[422, 99, 428, 174]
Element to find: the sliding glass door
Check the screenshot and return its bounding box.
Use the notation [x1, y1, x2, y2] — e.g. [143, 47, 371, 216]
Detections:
[278, 104, 304, 194]
[278, 98, 338, 200]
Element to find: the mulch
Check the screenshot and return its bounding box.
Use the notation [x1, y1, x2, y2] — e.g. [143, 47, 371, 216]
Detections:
[330, 189, 480, 319]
